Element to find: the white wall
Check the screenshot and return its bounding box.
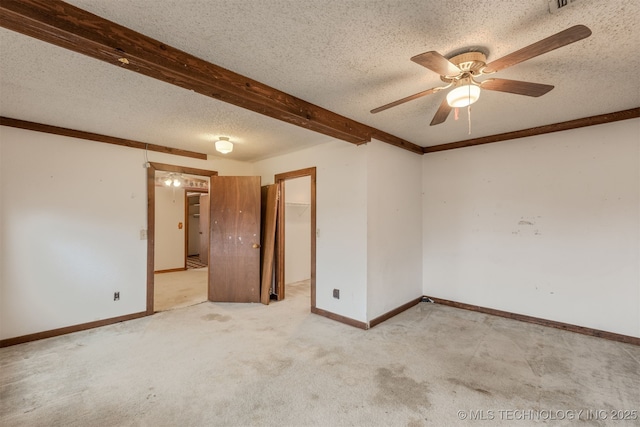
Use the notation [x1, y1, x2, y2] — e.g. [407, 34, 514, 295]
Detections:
[255, 140, 369, 323]
[284, 176, 311, 284]
[256, 139, 424, 323]
[367, 140, 423, 319]
[422, 119, 640, 337]
[0, 126, 147, 339]
[154, 185, 185, 271]
[0, 125, 254, 340]
[3, 117, 636, 339]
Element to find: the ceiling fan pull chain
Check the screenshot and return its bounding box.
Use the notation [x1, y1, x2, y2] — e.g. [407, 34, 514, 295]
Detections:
[467, 85, 472, 134]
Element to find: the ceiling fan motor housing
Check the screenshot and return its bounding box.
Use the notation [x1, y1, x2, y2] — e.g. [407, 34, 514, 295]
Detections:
[440, 52, 487, 83]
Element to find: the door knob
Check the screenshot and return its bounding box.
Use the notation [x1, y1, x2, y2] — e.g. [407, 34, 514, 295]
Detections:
[253, 243, 261, 248]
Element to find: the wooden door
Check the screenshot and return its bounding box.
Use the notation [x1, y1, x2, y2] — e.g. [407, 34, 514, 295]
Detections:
[199, 194, 210, 265]
[208, 176, 261, 303]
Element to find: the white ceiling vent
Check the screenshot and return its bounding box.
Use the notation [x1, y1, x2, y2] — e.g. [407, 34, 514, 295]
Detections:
[549, 0, 580, 14]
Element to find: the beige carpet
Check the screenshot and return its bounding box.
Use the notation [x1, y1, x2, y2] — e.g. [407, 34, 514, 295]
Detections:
[154, 268, 208, 312]
[1, 281, 639, 426]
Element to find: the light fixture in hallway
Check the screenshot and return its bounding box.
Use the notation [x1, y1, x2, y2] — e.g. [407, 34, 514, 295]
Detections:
[162, 173, 183, 187]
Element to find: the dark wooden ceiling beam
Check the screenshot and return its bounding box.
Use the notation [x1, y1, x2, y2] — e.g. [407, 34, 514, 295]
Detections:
[0, 116, 208, 160]
[370, 129, 424, 155]
[423, 108, 640, 154]
[0, 0, 421, 153]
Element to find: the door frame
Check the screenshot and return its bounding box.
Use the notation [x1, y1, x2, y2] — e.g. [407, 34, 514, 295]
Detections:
[146, 162, 217, 314]
[274, 167, 317, 308]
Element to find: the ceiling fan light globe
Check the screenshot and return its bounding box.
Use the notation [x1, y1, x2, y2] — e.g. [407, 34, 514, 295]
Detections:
[447, 85, 481, 108]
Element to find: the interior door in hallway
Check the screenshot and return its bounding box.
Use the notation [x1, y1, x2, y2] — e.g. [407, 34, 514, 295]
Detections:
[209, 176, 261, 303]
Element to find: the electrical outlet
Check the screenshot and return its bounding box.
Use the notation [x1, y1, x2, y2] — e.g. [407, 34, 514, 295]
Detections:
[114, 292, 120, 301]
[333, 289, 340, 299]
[140, 229, 147, 240]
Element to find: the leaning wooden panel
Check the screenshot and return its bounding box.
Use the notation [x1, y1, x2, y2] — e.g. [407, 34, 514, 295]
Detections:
[260, 185, 278, 305]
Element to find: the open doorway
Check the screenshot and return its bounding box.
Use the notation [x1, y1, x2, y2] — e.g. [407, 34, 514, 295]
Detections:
[284, 177, 311, 283]
[275, 167, 316, 308]
[146, 163, 217, 314]
[153, 186, 210, 312]
[186, 191, 209, 269]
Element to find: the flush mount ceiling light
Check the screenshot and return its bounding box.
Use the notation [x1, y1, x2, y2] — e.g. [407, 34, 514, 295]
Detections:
[215, 136, 233, 154]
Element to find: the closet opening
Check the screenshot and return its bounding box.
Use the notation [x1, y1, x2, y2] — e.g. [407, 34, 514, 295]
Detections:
[274, 167, 316, 308]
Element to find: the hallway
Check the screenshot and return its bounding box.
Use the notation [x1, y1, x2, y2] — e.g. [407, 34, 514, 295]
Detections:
[154, 268, 207, 312]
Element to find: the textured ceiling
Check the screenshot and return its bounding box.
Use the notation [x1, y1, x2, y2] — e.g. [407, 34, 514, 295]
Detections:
[1, 0, 639, 161]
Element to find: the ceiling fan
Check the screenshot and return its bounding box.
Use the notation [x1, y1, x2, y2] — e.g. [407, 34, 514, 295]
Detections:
[370, 25, 592, 125]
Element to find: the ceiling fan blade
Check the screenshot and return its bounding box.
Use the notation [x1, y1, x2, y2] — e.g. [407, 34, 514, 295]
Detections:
[430, 97, 452, 126]
[483, 25, 591, 73]
[481, 78, 554, 97]
[411, 51, 461, 76]
[370, 87, 442, 114]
